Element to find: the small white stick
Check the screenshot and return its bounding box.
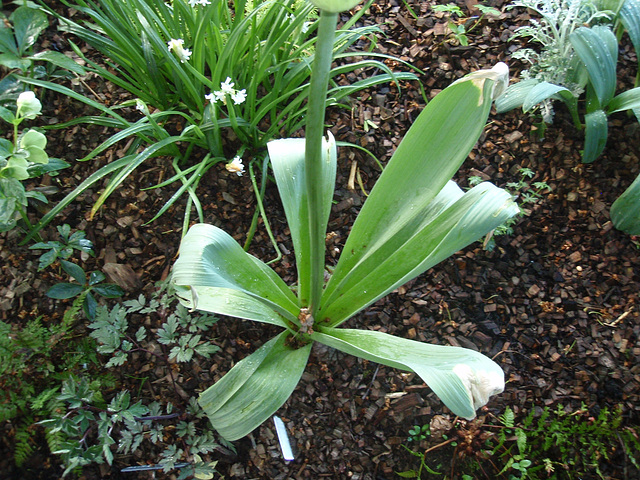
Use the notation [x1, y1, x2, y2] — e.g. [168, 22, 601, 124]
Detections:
[273, 416, 294, 461]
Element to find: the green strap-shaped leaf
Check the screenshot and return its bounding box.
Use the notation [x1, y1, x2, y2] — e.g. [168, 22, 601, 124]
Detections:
[611, 170, 640, 235]
[570, 26, 617, 109]
[174, 286, 289, 327]
[268, 133, 337, 306]
[320, 182, 518, 325]
[494, 78, 540, 113]
[28, 51, 86, 74]
[311, 327, 504, 420]
[199, 332, 312, 441]
[582, 110, 608, 163]
[172, 224, 299, 323]
[620, 0, 640, 56]
[608, 87, 640, 114]
[321, 67, 503, 321]
[523, 81, 575, 113]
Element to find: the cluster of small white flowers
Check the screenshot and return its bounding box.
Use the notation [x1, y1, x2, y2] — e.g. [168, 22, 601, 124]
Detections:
[226, 156, 245, 176]
[167, 38, 192, 63]
[205, 77, 247, 106]
[188, 0, 211, 5]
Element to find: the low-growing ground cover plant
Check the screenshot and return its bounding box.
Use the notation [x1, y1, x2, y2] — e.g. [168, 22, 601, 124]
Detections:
[171, 0, 519, 442]
[432, 3, 501, 47]
[38, 282, 227, 477]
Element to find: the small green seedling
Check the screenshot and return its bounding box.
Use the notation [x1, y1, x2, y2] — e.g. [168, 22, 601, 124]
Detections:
[30, 224, 94, 270]
[433, 3, 501, 46]
[408, 424, 430, 443]
[46, 260, 124, 320]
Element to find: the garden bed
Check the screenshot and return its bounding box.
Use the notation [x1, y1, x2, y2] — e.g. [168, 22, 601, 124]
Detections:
[1, 0, 640, 479]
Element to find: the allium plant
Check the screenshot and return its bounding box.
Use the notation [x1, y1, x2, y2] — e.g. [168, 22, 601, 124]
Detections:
[171, 1, 519, 441]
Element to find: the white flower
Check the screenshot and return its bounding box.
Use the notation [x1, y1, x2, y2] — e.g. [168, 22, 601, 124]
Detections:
[226, 156, 245, 176]
[219, 77, 235, 94]
[301, 21, 312, 34]
[167, 38, 192, 63]
[16, 91, 42, 120]
[135, 99, 150, 115]
[231, 89, 247, 105]
[188, 0, 211, 5]
[206, 78, 246, 106]
[205, 92, 217, 104]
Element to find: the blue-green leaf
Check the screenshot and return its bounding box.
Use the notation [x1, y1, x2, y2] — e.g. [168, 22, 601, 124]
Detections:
[582, 110, 608, 163]
[611, 170, 640, 235]
[607, 87, 640, 114]
[620, 0, 640, 56]
[494, 78, 539, 113]
[570, 26, 617, 109]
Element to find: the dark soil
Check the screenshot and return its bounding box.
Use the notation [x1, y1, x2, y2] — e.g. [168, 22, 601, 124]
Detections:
[1, 0, 640, 479]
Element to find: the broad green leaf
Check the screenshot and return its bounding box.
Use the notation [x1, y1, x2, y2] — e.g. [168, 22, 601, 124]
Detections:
[0, 53, 30, 71]
[20, 129, 46, 149]
[24, 145, 47, 164]
[607, 87, 640, 114]
[199, 332, 312, 441]
[11, 6, 48, 55]
[611, 170, 640, 235]
[582, 110, 608, 163]
[320, 68, 501, 317]
[172, 224, 299, 322]
[494, 78, 540, 113]
[620, 0, 640, 56]
[0, 107, 15, 125]
[174, 286, 289, 328]
[267, 133, 336, 306]
[92, 284, 124, 298]
[61, 259, 86, 284]
[46, 283, 84, 299]
[0, 21, 17, 55]
[311, 327, 504, 420]
[570, 26, 617, 109]
[319, 182, 518, 325]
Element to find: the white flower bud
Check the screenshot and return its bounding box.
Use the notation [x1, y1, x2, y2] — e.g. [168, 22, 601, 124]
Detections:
[16, 91, 42, 120]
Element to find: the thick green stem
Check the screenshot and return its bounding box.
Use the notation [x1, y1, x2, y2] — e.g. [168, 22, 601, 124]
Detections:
[305, 10, 338, 317]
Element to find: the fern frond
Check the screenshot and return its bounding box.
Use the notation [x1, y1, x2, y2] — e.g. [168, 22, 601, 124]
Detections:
[14, 415, 36, 467]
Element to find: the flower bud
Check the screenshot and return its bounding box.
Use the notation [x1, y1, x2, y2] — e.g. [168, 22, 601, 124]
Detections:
[309, 0, 362, 13]
[16, 91, 42, 120]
